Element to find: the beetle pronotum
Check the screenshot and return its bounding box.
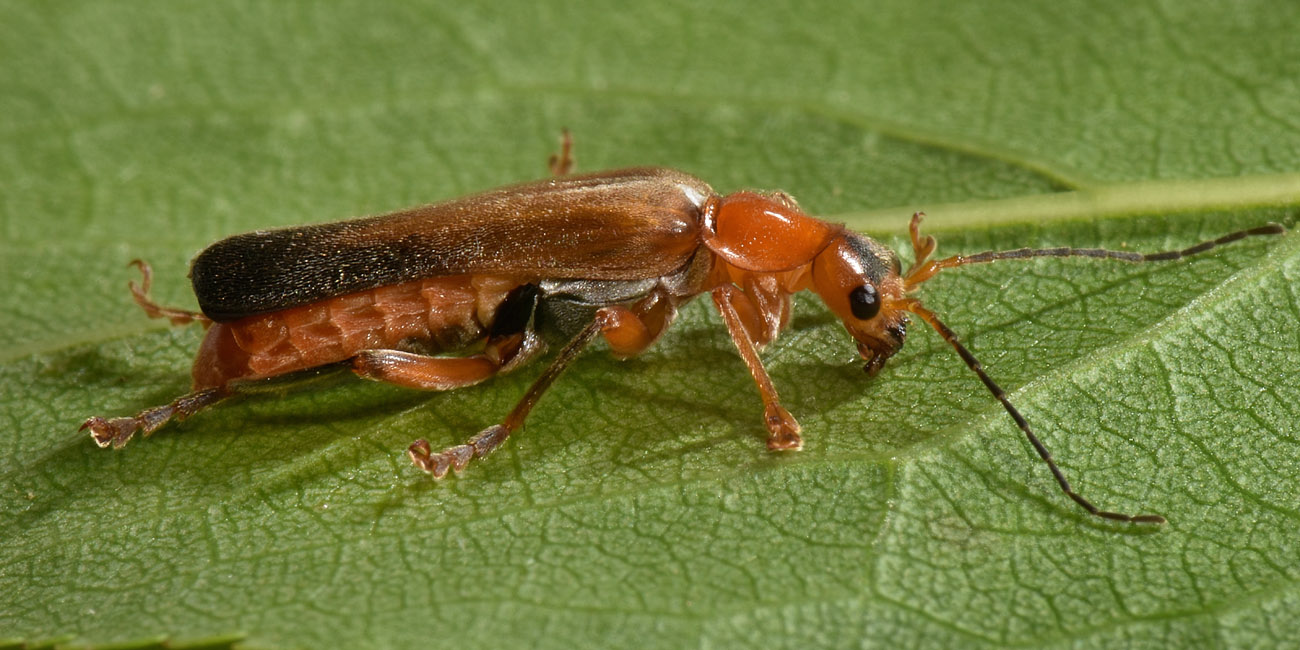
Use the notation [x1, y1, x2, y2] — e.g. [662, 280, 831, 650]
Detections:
[84, 134, 1284, 524]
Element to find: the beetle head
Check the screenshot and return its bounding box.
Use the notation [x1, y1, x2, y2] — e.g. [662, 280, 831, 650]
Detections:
[810, 232, 909, 375]
[706, 191, 910, 374]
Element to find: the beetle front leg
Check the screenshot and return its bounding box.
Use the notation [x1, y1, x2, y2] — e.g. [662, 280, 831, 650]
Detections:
[711, 285, 802, 451]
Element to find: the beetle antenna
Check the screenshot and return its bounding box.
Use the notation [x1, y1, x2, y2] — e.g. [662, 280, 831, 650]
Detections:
[895, 296, 1167, 524]
[904, 214, 1284, 290]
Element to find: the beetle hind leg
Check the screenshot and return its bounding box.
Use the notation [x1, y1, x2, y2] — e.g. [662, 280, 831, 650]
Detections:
[128, 260, 211, 326]
[82, 387, 229, 449]
[350, 334, 544, 477]
[351, 326, 546, 388]
[352, 350, 509, 390]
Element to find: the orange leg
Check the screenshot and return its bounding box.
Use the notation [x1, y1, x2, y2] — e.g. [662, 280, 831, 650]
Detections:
[739, 274, 790, 348]
[128, 260, 211, 326]
[352, 351, 505, 390]
[711, 285, 802, 451]
[83, 334, 542, 452]
[351, 331, 543, 390]
[348, 335, 535, 390]
[597, 291, 678, 358]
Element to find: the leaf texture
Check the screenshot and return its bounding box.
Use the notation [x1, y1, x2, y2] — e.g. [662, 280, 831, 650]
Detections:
[2, 2, 1300, 648]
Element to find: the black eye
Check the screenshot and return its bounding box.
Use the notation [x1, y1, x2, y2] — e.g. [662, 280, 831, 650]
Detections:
[849, 284, 880, 320]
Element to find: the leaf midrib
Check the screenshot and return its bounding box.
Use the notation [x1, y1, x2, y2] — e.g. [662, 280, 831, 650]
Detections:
[841, 171, 1300, 233]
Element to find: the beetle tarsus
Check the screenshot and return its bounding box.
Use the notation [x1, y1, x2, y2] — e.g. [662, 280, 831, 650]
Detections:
[764, 404, 803, 451]
[82, 415, 143, 449]
[81, 404, 172, 448]
[548, 129, 574, 176]
[83, 387, 228, 450]
[408, 425, 511, 478]
[128, 259, 211, 326]
[126, 260, 210, 327]
[407, 440, 452, 478]
[469, 424, 511, 455]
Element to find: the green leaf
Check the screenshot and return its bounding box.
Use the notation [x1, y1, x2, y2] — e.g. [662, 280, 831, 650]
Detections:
[3, 2, 1300, 648]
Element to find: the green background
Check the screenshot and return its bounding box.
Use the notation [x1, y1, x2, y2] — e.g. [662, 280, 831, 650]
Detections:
[3, 1, 1300, 648]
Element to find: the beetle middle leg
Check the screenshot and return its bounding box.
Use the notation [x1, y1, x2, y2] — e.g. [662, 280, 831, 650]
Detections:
[711, 285, 802, 451]
[407, 316, 607, 478]
[404, 291, 670, 478]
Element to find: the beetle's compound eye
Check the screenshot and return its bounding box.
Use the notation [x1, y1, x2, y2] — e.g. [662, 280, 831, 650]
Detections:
[848, 284, 880, 320]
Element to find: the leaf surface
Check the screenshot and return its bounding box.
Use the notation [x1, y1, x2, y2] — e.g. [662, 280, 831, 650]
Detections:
[3, 2, 1300, 648]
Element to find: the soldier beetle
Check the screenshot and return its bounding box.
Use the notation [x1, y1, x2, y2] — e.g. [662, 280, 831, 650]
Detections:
[83, 134, 1284, 524]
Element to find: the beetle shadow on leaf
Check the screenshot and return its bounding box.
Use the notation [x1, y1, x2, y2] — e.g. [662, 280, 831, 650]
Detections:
[56, 346, 194, 392]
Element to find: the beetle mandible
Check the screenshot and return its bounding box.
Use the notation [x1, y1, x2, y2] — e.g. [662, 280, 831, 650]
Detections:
[83, 134, 1284, 524]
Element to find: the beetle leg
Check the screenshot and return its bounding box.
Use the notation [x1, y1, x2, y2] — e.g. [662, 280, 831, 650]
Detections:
[909, 211, 937, 265]
[598, 290, 679, 358]
[128, 260, 212, 327]
[741, 274, 791, 348]
[81, 387, 229, 449]
[352, 351, 504, 390]
[548, 129, 574, 176]
[408, 315, 606, 478]
[711, 285, 802, 451]
[351, 332, 544, 390]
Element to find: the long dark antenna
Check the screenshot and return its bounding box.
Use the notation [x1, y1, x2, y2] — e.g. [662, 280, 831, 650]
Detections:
[905, 219, 1284, 289]
[893, 215, 1286, 523]
[898, 298, 1166, 524]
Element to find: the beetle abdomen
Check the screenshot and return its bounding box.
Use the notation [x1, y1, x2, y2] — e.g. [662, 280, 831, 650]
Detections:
[191, 275, 518, 389]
